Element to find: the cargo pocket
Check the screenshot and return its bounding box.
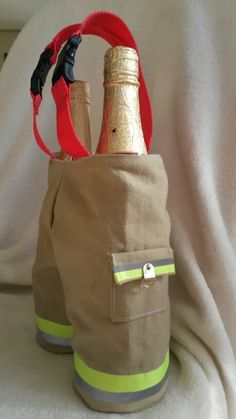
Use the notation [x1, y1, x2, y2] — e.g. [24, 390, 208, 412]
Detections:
[111, 247, 175, 322]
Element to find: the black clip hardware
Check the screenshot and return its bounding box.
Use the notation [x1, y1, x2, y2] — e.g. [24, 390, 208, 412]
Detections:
[52, 35, 82, 86]
[31, 48, 53, 96]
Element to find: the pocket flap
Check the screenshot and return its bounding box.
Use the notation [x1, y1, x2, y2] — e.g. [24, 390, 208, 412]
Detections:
[112, 247, 175, 285]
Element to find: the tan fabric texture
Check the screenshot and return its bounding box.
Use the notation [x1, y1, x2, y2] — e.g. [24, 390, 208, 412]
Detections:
[50, 154, 173, 412]
[32, 159, 71, 351]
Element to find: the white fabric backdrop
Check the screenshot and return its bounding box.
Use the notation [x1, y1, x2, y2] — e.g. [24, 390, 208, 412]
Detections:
[0, 0, 236, 418]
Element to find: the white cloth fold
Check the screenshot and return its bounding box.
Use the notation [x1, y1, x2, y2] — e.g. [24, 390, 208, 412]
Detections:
[0, 0, 235, 418]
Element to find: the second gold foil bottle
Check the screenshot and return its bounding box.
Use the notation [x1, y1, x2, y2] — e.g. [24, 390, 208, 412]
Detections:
[96, 46, 147, 155]
[59, 80, 91, 159]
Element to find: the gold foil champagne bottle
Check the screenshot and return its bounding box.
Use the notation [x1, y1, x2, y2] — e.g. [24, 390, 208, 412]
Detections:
[96, 46, 147, 154]
[59, 80, 91, 159]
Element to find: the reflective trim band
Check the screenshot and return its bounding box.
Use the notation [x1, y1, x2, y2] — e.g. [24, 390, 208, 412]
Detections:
[74, 350, 169, 393]
[113, 259, 175, 285]
[37, 329, 72, 347]
[75, 363, 169, 403]
[36, 315, 74, 339]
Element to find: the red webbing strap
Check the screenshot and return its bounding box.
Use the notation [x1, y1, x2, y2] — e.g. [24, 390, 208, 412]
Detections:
[31, 93, 55, 158]
[52, 11, 153, 158]
[53, 78, 89, 157]
[46, 23, 82, 64]
[31, 11, 153, 158]
[31, 24, 82, 158]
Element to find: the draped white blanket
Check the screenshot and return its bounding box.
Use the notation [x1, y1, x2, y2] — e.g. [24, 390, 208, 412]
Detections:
[0, 1, 235, 418]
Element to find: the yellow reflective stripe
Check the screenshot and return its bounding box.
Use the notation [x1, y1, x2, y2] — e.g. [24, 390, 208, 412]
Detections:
[36, 315, 74, 339]
[114, 268, 143, 283]
[156, 264, 175, 276]
[114, 264, 175, 285]
[74, 350, 169, 393]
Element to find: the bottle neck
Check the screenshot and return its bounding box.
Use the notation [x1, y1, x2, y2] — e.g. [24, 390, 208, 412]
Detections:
[70, 80, 91, 152]
[97, 83, 146, 154]
[96, 46, 147, 155]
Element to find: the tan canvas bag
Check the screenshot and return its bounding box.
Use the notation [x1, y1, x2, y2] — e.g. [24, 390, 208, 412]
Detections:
[30, 11, 175, 413]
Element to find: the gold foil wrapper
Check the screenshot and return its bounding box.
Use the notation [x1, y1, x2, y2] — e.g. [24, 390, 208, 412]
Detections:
[57, 80, 91, 160]
[96, 46, 147, 155]
[104, 46, 139, 86]
[70, 80, 90, 104]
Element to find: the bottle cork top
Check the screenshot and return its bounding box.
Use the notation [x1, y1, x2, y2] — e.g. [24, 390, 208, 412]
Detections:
[104, 46, 139, 86]
[70, 80, 90, 104]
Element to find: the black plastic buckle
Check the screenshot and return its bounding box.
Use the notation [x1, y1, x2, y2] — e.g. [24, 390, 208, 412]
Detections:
[52, 35, 82, 86]
[31, 48, 53, 96]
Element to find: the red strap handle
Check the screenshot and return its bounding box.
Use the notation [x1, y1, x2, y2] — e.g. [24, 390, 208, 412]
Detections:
[31, 11, 153, 158]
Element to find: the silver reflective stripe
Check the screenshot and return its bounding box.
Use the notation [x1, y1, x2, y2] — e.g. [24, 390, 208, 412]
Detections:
[37, 329, 71, 347]
[113, 258, 174, 273]
[74, 364, 170, 403]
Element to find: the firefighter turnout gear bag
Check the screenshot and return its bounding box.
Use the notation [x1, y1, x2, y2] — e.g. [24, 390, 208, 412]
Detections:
[30, 11, 175, 413]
